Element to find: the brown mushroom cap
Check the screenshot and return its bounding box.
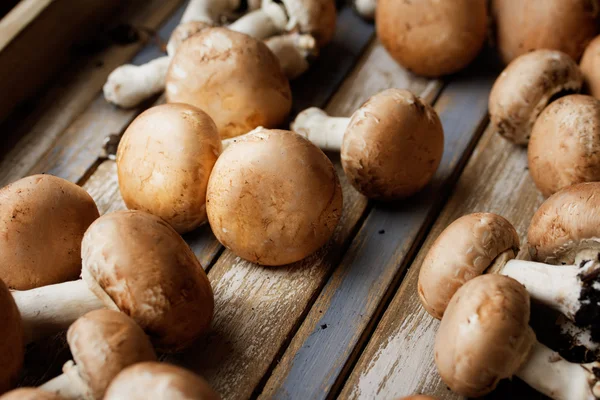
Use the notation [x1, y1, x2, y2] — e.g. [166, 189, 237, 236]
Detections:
[489, 50, 583, 145]
[528, 182, 600, 264]
[418, 213, 520, 319]
[581, 35, 600, 99]
[0, 279, 23, 395]
[435, 274, 535, 397]
[341, 89, 444, 200]
[206, 129, 342, 266]
[117, 103, 222, 233]
[0, 174, 99, 290]
[81, 210, 214, 351]
[104, 362, 219, 400]
[66, 309, 156, 399]
[528, 95, 600, 196]
[167, 21, 213, 55]
[492, 0, 600, 64]
[0, 389, 61, 400]
[281, 0, 336, 48]
[376, 0, 488, 77]
[165, 28, 292, 139]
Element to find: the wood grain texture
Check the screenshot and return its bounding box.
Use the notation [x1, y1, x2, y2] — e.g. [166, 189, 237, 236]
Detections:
[0, 0, 184, 186]
[339, 125, 547, 399]
[163, 40, 442, 400]
[259, 54, 499, 400]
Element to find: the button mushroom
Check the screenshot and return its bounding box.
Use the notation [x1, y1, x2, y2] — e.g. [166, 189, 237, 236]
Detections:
[492, 0, 600, 64]
[419, 206, 600, 332]
[0, 279, 23, 395]
[116, 103, 222, 233]
[397, 396, 438, 400]
[206, 129, 343, 266]
[376, 0, 488, 77]
[0, 389, 61, 400]
[12, 210, 214, 351]
[489, 50, 583, 145]
[0, 174, 99, 290]
[581, 35, 600, 99]
[104, 362, 220, 400]
[528, 94, 600, 196]
[353, 0, 376, 20]
[40, 309, 156, 400]
[166, 28, 292, 139]
[436, 274, 600, 399]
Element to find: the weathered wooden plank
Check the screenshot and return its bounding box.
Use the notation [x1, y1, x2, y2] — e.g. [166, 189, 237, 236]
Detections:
[259, 56, 499, 400]
[338, 124, 546, 399]
[163, 40, 443, 400]
[0, 0, 123, 123]
[0, 0, 184, 186]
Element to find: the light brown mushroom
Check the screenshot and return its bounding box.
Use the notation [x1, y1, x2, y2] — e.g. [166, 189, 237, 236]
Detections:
[489, 50, 583, 145]
[419, 207, 600, 333]
[376, 0, 488, 77]
[528, 94, 600, 196]
[0, 174, 99, 290]
[104, 362, 220, 400]
[581, 35, 600, 99]
[117, 103, 222, 233]
[40, 310, 156, 400]
[0, 389, 61, 400]
[207, 129, 342, 265]
[492, 0, 600, 64]
[166, 28, 292, 139]
[11, 210, 214, 351]
[436, 274, 600, 399]
[0, 279, 23, 395]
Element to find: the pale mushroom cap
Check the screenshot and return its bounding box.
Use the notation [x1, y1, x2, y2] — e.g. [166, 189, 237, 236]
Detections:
[435, 274, 535, 397]
[528, 182, 600, 264]
[67, 309, 157, 399]
[528, 94, 600, 196]
[81, 210, 214, 351]
[165, 28, 292, 139]
[0, 174, 99, 290]
[117, 103, 222, 233]
[418, 213, 520, 319]
[489, 50, 583, 145]
[104, 362, 220, 400]
[0, 389, 61, 400]
[281, 0, 336, 48]
[581, 35, 600, 99]
[341, 89, 444, 200]
[167, 21, 213, 56]
[0, 280, 23, 395]
[376, 0, 488, 77]
[206, 129, 343, 266]
[492, 0, 600, 64]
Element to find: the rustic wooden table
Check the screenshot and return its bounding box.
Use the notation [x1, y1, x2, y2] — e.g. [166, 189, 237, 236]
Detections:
[2, 1, 553, 399]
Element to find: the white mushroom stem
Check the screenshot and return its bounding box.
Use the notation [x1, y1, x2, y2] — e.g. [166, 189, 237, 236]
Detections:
[265, 33, 316, 80]
[290, 108, 348, 151]
[12, 279, 104, 344]
[517, 341, 600, 400]
[180, 0, 241, 24]
[354, 0, 376, 20]
[226, 0, 288, 39]
[41, 362, 90, 400]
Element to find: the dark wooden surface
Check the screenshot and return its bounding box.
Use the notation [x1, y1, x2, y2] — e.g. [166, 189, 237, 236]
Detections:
[3, 2, 562, 400]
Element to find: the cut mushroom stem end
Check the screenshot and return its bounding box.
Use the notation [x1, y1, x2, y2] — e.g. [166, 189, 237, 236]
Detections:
[40, 362, 90, 400]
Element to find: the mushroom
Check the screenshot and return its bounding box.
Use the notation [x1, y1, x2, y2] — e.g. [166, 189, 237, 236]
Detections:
[436, 274, 600, 399]
[397, 396, 438, 400]
[528, 94, 600, 196]
[489, 50, 583, 145]
[116, 103, 221, 233]
[235, 89, 443, 200]
[0, 389, 61, 400]
[40, 309, 156, 400]
[376, 0, 488, 77]
[581, 35, 600, 99]
[11, 210, 214, 351]
[353, 0, 376, 20]
[166, 28, 293, 139]
[0, 279, 23, 395]
[492, 0, 600, 64]
[0, 174, 99, 290]
[104, 362, 220, 400]
[206, 129, 342, 266]
[418, 206, 600, 332]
